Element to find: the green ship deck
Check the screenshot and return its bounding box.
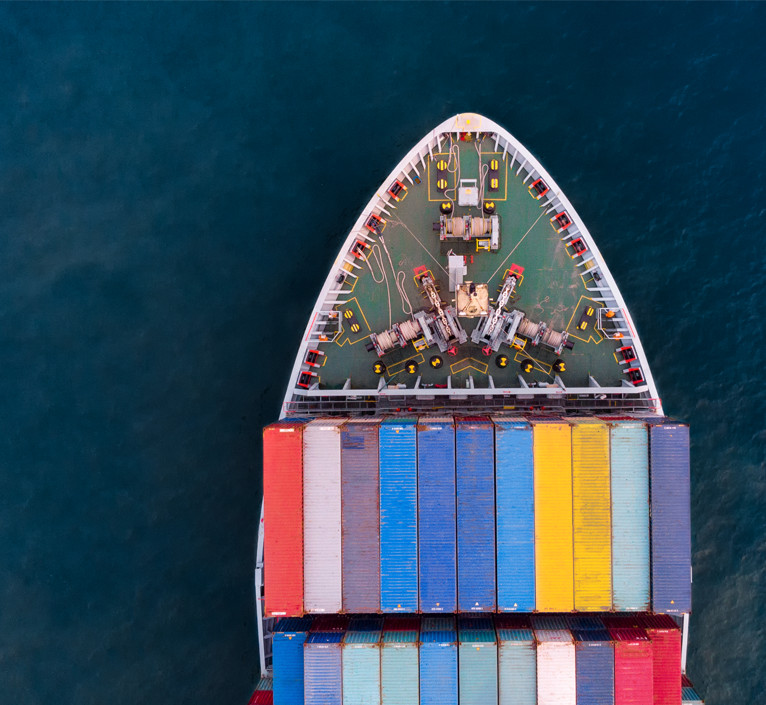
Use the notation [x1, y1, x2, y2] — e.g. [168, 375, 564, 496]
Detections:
[313, 137, 626, 392]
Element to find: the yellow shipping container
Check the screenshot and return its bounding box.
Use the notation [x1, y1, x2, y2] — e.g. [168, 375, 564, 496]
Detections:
[571, 420, 612, 611]
[533, 422, 573, 611]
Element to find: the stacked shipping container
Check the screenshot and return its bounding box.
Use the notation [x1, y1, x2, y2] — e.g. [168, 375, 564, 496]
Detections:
[456, 417, 496, 612]
[571, 419, 612, 611]
[496, 616, 536, 705]
[272, 617, 312, 705]
[263, 415, 692, 624]
[533, 421, 574, 612]
[494, 418, 535, 612]
[340, 420, 380, 612]
[419, 616, 458, 705]
[610, 627, 653, 705]
[380, 617, 419, 705]
[533, 615, 576, 705]
[458, 616, 498, 705]
[263, 421, 304, 617]
[417, 416, 456, 613]
[650, 423, 692, 614]
[609, 421, 651, 611]
[303, 419, 343, 613]
[270, 614, 684, 705]
[379, 419, 418, 612]
[342, 617, 383, 705]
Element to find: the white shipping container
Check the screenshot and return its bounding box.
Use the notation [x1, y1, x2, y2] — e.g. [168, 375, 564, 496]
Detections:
[303, 420, 343, 613]
[536, 640, 576, 705]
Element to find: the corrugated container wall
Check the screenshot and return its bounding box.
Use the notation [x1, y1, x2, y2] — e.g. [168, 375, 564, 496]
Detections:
[417, 417, 456, 613]
[304, 632, 344, 705]
[496, 622, 536, 705]
[381, 627, 419, 705]
[571, 420, 612, 611]
[303, 420, 343, 613]
[458, 618, 498, 705]
[639, 614, 682, 705]
[341, 421, 380, 612]
[342, 619, 383, 705]
[494, 419, 535, 612]
[379, 419, 418, 612]
[456, 418, 496, 611]
[263, 421, 305, 617]
[535, 627, 576, 705]
[272, 617, 312, 705]
[574, 629, 614, 705]
[420, 617, 458, 705]
[533, 421, 574, 611]
[650, 424, 692, 614]
[609, 422, 650, 611]
[610, 628, 653, 705]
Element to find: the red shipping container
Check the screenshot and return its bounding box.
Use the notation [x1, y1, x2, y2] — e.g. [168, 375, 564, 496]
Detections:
[248, 690, 273, 705]
[263, 420, 305, 617]
[610, 627, 653, 705]
[638, 614, 682, 705]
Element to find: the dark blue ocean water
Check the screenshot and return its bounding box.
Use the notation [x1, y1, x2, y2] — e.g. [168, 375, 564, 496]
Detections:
[0, 3, 763, 703]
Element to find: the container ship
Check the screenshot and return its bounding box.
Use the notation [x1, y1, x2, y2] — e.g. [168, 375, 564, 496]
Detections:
[249, 114, 702, 704]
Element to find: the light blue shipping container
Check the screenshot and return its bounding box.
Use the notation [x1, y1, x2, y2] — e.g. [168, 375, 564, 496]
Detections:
[304, 633, 343, 705]
[456, 418, 496, 611]
[609, 422, 651, 611]
[420, 617, 458, 705]
[343, 618, 383, 705]
[417, 417, 456, 612]
[381, 630, 419, 705]
[379, 419, 418, 612]
[273, 617, 313, 705]
[494, 419, 535, 611]
[496, 624, 536, 705]
[458, 617, 498, 705]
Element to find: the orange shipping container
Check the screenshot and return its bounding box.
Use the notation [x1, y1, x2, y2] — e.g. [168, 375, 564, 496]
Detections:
[263, 420, 305, 616]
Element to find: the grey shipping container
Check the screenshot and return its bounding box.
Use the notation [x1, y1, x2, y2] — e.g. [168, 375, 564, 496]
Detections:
[650, 423, 692, 613]
[341, 420, 380, 612]
[304, 632, 344, 705]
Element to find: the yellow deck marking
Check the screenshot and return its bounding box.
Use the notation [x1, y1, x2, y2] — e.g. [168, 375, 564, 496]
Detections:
[428, 154, 456, 202]
[565, 295, 604, 344]
[333, 297, 372, 347]
[513, 351, 553, 376]
[386, 352, 425, 376]
[449, 357, 489, 375]
[482, 153, 509, 201]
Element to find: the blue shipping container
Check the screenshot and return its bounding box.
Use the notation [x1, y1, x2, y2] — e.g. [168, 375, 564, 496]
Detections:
[417, 417, 456, 612]
[574, 630, 614, 705]
[494, 419, 535, 611]
[610, 422, 650, 611]
[273, 617, 313, 705]
[379, 419, 418, 612]
[420, 617, 458, 705]
[496, 626, 536, 705]
[456, 418, 496, 611]
[381, 630, 419, 705]
[650, 423, 692, 613]
[341, 421, 380, 612]
[304, 633, 343, 705]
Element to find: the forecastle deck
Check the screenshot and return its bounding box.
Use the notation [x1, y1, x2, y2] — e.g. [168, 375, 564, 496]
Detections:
[284, 115, 660, 416]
